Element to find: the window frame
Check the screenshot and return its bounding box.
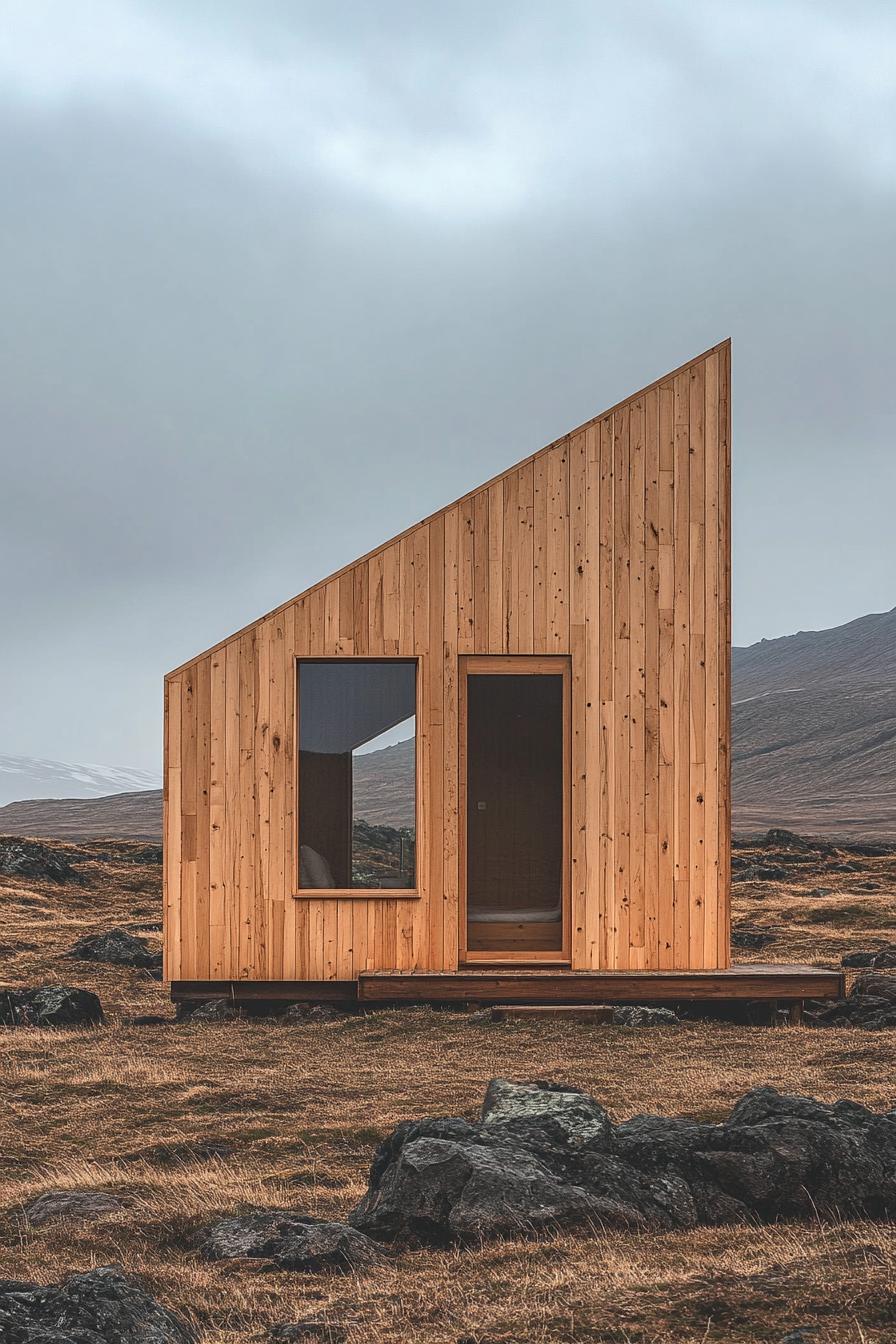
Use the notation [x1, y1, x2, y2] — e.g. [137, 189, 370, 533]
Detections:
[292, 655, 422, 899]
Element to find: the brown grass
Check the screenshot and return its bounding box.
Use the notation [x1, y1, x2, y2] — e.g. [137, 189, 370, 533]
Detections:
[1, 837, 895, 1342]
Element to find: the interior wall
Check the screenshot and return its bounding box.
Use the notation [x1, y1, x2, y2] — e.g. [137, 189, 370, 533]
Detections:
[164, 340, 731, 979]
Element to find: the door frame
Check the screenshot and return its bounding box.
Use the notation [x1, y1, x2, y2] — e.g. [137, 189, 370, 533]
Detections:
[458, 654, 571, 966]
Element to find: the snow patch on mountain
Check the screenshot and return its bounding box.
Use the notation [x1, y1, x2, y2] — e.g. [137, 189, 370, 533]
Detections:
[0, 755, 161, 807]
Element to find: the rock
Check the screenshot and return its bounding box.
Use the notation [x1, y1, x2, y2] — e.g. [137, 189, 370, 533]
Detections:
[481, 1079, 613, 1150]
[851, 972, 896, 1004]
[283, 1003, 346, 1023]
[732, 865, 789, 883]
[843, 947, 896, 970]
[350, 1126, 628, 1244]
[348, 1080, 896, 1246]
[83, 844, 163, 867]
[762, 829, 833, 855]
[613, 1006, 680, 1027]
[67, 929, 162, 973]
[816, 972, 896, 1028]
[273, 1222, 386, 1272]
[731, 926, 777, 950]
[841, 841, 895, 858]
[830, 861, 859, 872]
[806, 887, 834, 898]
[183, 998, 238, 1022]
[0, 1264, 195, 1343]
[201, 1210, 385, 1272]
[0, 985, 104, 1028]
[24, 1189, 124, 1226]
[842, 951, 877, 967]
[780, 1331, 817, 1343]
[0, 838, 84, 885]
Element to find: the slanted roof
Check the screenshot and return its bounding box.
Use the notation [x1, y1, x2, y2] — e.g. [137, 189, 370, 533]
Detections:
[166, 339, 730, 677]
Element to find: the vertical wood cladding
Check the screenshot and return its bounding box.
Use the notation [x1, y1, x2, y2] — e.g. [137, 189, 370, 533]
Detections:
[164, 342, 731, 978]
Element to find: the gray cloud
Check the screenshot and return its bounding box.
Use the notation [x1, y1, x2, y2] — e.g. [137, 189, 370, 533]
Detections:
[1, 0, 894, 769]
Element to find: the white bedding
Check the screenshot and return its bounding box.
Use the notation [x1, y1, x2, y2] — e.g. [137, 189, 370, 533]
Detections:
[468, 906, 561, 923]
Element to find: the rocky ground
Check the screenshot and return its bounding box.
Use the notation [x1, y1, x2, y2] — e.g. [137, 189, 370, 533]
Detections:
[1, 833, 895, 1343]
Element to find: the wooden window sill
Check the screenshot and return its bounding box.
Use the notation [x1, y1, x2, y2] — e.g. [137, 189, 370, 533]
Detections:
[292, 889, 420, 899]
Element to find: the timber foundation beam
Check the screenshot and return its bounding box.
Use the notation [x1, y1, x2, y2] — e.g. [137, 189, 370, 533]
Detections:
[170, 964, 844, 1007]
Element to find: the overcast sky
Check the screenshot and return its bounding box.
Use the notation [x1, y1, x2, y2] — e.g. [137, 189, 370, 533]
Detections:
[1, 0, 894, 772]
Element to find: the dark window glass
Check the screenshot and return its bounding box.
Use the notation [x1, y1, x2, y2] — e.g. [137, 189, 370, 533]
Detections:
[298, 660, 416, 889]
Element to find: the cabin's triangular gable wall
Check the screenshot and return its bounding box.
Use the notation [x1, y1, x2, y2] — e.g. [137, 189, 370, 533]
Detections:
[164, 341, 730, 980]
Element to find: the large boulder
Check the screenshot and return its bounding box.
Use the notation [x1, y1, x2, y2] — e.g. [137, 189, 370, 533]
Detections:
[349, 1124, 629, 1244]
[0, 838, 83, 885]
[812, 972, 896, 1029]
[200, 1210, 385, 1272]
[842, 948, 896, 970]
[349, 1080, 896, 1246]
[67, 929, 162, 973]
[0, 985, 104, 1028]
[350, 1083, 694, 1243]
[0, 1264, 194, 1343]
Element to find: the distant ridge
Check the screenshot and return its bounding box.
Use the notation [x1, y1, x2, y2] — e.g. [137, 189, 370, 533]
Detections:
[0, 743, 413, 842]
[732, 606, 895, 838]
[0, 788, 163, 841]
[2, 608, 893, 841]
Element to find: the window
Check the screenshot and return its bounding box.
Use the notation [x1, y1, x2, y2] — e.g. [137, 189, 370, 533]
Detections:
[297, 660, 416, 890]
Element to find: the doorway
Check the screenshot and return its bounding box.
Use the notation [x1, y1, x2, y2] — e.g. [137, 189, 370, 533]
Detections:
[459, 656, 569, 962]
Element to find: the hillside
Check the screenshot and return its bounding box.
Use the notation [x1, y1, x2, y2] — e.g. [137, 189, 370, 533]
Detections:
[732, 607, 896, 838]
[0, 788, 164, 841]
[732, 606, 896, 699]
[353, 736, 415, 829]
[0, 742, 414, 840]
[1, 607, 892, 841]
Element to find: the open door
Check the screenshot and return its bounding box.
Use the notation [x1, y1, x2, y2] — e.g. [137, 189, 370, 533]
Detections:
[460, 656, 569, 963]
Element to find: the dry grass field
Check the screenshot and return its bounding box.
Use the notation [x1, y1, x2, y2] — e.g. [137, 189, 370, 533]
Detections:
[2, 836, 896, 1343]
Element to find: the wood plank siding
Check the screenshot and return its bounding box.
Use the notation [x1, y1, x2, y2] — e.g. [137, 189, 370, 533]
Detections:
[164, 341, 731, 980]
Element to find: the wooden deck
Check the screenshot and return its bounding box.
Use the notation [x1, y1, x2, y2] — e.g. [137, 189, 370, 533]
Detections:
[171, 964, 844, 1006]
[357, 965, 844, 1004]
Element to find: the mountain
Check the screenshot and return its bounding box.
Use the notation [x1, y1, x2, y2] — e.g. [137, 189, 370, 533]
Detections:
[0, 755, 160, 808]
[353, 737, 415, 829]
[0, 740, 415, 841]
[0, 788, 164, 841]
[1, 608, 893, 842]
[732, 607, 896, 699]
[732, 607, 896, 838]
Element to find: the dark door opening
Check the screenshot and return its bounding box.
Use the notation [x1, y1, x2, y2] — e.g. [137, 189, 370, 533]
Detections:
[464, 667, 566, 956]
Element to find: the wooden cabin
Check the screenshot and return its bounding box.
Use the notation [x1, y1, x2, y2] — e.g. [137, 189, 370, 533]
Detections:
[164, 342, 843, 1011]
